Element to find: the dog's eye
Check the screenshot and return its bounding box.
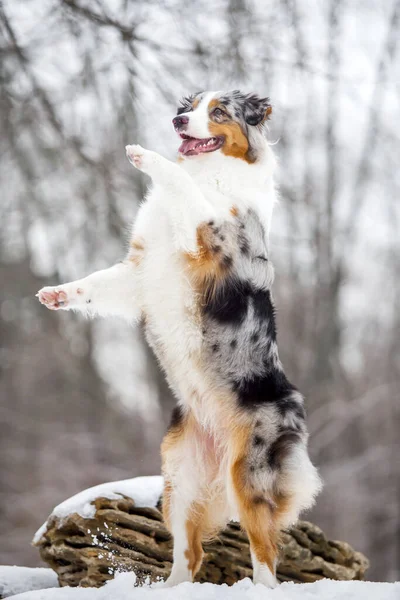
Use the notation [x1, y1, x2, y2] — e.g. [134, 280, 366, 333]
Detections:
[212, 107, 227, 118]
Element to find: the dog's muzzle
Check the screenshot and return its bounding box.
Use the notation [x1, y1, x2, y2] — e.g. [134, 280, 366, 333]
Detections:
[172, 116, 189, 131]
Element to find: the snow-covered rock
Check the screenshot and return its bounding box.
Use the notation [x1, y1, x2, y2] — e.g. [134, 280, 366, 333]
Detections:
[8, 572, 400, 600]
[33, 476, 163, 543]
[0, 566, 58, 598]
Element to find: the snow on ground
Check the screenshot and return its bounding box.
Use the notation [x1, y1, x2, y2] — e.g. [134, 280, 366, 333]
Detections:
[0, 566, 58, 598]
[33, 476, 163, 543]
[9, 573, 400, 600]
[24, 478, 399, 598]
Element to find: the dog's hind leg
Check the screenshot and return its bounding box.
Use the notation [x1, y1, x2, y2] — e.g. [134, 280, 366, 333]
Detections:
[231, 452, 279, 587]
[163, 488, 206, 587]
[126, 144, 216, 254]
[161, 407, 217, 586]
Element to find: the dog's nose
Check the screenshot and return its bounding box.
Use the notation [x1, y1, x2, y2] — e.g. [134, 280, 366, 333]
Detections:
[173, 115, 189, 130]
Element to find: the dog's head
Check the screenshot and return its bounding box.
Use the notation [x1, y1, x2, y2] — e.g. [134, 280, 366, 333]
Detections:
[173, 90, 272, 163]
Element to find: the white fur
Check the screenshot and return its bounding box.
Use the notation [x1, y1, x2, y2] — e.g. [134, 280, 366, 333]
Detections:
[251, 551, 278, 587]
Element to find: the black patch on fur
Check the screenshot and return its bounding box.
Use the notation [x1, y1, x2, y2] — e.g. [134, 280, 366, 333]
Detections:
[212, 343, 220, 353]
[230, 339, 237, 348]
[222, 255, 233, 269]
[177, 93, 203, 115]
[203, 277, 252, 325]
[277, 397, 306, 421]
[204, 280, 275, 331]
[241, 93, 272, 126]
[268, 431, 302, 469]
[168, 405, 184, 430]
[177, 95, 194, 115]
[219, 91, 271, 126]
[251, 332, 259, 343]
[177, 106, 189, 115]
[252, 289, 275, 328]
[234, 369, 296, 410]
[253, 435, 264, 446]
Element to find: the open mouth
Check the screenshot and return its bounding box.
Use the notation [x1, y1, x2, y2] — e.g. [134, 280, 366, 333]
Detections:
[178, 133, 224, 156]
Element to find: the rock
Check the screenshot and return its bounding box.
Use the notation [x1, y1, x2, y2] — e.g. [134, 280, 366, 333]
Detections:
[34, 494, 369, 588]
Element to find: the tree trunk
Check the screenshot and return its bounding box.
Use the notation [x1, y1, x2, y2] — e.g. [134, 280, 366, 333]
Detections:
[34, 495, 369, 588]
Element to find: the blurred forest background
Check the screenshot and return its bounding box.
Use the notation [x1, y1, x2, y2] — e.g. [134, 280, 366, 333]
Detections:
[0, 0, 399, 583]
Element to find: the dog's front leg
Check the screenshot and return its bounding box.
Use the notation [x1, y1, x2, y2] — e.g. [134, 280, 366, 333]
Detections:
[126, 144, 216, 254]
[37, 262, 140, 321]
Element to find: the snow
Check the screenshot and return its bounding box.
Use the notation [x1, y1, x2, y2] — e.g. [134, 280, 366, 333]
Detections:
[0, 566, 58, 598]
[27, 477, 399, 598]
[8, 572, 400, 600]
[33, 476, 163, 543]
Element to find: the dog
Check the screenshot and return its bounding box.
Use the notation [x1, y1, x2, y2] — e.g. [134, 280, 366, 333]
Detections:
[37, 90, 322, 588]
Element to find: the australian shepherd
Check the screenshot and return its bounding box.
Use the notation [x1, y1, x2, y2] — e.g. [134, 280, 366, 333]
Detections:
[37, 90, 322, 588]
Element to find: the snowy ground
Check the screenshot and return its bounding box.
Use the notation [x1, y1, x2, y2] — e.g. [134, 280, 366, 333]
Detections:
[5, 572, 400, 600]
[1, 477, 395, 598]
[0, 566, 58, 597]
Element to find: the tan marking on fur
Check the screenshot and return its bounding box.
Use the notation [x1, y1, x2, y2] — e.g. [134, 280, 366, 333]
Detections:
[183, 223, 233, 314]
[161, 411, 187, 457]
[192, 97, 200, 110]
[230, 206, 239, 217]
[208, 98, 220, 111]
[162, 478, 173, 530]
[273, 493, 291, 520]
[207, 99, 231, 122]
[129, 255, 142, 266]
[185, 223, 233, 281]
[129, 237, 145, 266]
[185, 224, 223, 275]
[208, 98, 255, 163]
[231, 425, 279, 573]
[130, 238, 145, 251]
[208, 99, 253, 162]
[184, 502, 205, 577]
[209, 121, 254, 163]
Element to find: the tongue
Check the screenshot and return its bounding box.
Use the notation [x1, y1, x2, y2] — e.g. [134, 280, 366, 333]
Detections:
[179, 138, 204, 155]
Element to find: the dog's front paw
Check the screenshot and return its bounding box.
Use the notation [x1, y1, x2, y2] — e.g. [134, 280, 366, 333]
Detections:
[125, 144, 164, 177]
[37, 285, 86, 310]
[126, 144, 147, 169]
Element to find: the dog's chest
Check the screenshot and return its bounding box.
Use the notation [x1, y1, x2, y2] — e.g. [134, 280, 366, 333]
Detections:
[131, 181, 270, 398]
[132, 194, 205, 391]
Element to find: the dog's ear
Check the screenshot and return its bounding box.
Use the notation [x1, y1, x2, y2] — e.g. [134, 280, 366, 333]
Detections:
[243, 94, 272, 126]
